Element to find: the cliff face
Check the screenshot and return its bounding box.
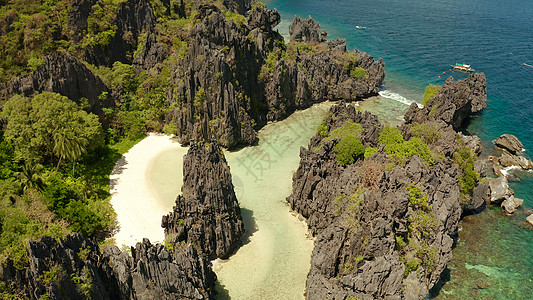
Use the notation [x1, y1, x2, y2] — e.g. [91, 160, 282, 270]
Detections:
[405, 73, 487, 129]
[162, 141, 244, 259]
[84, 0, 157, 66]
[165, 5, 385, 147]
[7, 54, 114, 117]
[0, 233, 215, 299]
[288, 74, 487, 299]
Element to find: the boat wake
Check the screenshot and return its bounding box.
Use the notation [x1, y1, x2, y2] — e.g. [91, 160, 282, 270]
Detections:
[379, 90, 423, 108]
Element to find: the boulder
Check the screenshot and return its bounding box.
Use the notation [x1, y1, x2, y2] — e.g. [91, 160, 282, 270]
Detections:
[499, 151, 533, 170]
[494, 134, 523, 155]
[289, 16, 322, 43]
[488, 177, 513, 203]
[501, 196, 523, 214]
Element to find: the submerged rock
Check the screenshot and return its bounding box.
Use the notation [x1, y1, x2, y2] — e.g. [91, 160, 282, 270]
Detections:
[527, 214, 533, 226]
[162, 141, 244, 259]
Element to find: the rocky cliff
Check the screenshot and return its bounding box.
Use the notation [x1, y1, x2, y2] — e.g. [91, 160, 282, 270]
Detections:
[405, 73, 487, 129]
[7, 54, 114, 117]
[162, 141, 244, 259]
[0, 233, 216, 299]
[163, 5, 385, 147]
[288, 74, 488, 299]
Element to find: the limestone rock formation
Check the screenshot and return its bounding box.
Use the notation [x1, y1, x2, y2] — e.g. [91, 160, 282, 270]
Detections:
[288, 102, 473, 299]
[289, 16, 323, 43]
[103, 238, 216, 299]
[289, 72, 488, 298]
[165, 5, 385, 148]
[499, 151, 533, 169]
[0, 233, 215, 299]
[162, 141, 244, 259]
[68, 0, 98, 42]
[7, 54, 113, 117]
[132, 30, 169, 74]
[84, 0, 157, 66]
[494, 134, 523, 155]
[405, 73, 487, 129]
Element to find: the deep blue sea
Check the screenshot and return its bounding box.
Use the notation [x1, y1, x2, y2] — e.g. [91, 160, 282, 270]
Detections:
[264, 0, 533, 298]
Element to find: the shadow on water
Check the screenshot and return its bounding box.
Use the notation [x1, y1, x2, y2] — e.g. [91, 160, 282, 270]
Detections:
[428, 268, 451, 298]
[215, 281, 231, 299]
[213, 208, 257, 299]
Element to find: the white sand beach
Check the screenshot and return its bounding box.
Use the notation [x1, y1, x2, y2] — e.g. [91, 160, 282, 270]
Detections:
[109, 134, 188, 247]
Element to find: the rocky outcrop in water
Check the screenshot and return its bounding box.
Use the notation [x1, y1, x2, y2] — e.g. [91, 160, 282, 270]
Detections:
[494, 134, 523, 155]
[487, 176, 523, 214]
[489, 134, 533, 171]
[0, 233, 216, 299]
[405, 73, 487, 129]
[7, 54, 113, 117]
[289, 74, 487, 299]
[162, 141, 244, 259]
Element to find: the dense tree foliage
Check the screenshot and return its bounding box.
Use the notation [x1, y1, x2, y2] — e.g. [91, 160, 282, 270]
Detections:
[2, 92, 104, 165]
[378, 126, 435, 165]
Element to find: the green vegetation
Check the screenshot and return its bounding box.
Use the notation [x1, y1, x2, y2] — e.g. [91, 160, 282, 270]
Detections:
[364, 147, 378, 159]
[454, 139, 480, 200]
[378, 126, 435, 165]
[0, 91, 143, 270]
[407, 183, 430, 211]
[323, 121, 364, 166]
[316, 120, 328, 138]
[334, 188, 365, 230]
[403, 258, 419, 277]
[350, 67, 366, 80]
[409, 122, 442, 145]
[422, 84, 441, 106]
[334, 136, 365, 166]
[223, 10, 246, 27]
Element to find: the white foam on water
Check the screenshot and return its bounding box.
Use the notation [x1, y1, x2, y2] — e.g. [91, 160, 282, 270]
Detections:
[356, 25, 367, 29]
[379, 90, 423, 108]
[501, 166, 521, 177]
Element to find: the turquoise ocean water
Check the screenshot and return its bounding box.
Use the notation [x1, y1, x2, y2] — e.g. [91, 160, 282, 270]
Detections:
[264, 0, 533, 298]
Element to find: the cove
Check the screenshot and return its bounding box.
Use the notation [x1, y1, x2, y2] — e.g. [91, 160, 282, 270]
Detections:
[145, 102, 332, 298]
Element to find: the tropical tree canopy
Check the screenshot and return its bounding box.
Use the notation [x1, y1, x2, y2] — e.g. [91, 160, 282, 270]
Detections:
[2, 92, 104, 164]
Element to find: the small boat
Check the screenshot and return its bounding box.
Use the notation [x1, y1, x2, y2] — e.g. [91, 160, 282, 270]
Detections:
[451, 63, 475, 72]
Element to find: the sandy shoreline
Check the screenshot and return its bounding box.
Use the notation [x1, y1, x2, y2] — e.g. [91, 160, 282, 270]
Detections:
[109, 133, 185, 247]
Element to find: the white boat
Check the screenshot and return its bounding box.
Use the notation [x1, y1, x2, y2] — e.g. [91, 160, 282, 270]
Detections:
[451, 63, 475, 72]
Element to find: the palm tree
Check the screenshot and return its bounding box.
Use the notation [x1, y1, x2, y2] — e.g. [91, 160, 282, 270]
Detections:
[53, 129, 88, 176]
[15, 161, 44, 192]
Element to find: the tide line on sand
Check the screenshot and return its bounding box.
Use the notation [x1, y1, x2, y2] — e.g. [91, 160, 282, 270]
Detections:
[109, 133, 183, 248]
